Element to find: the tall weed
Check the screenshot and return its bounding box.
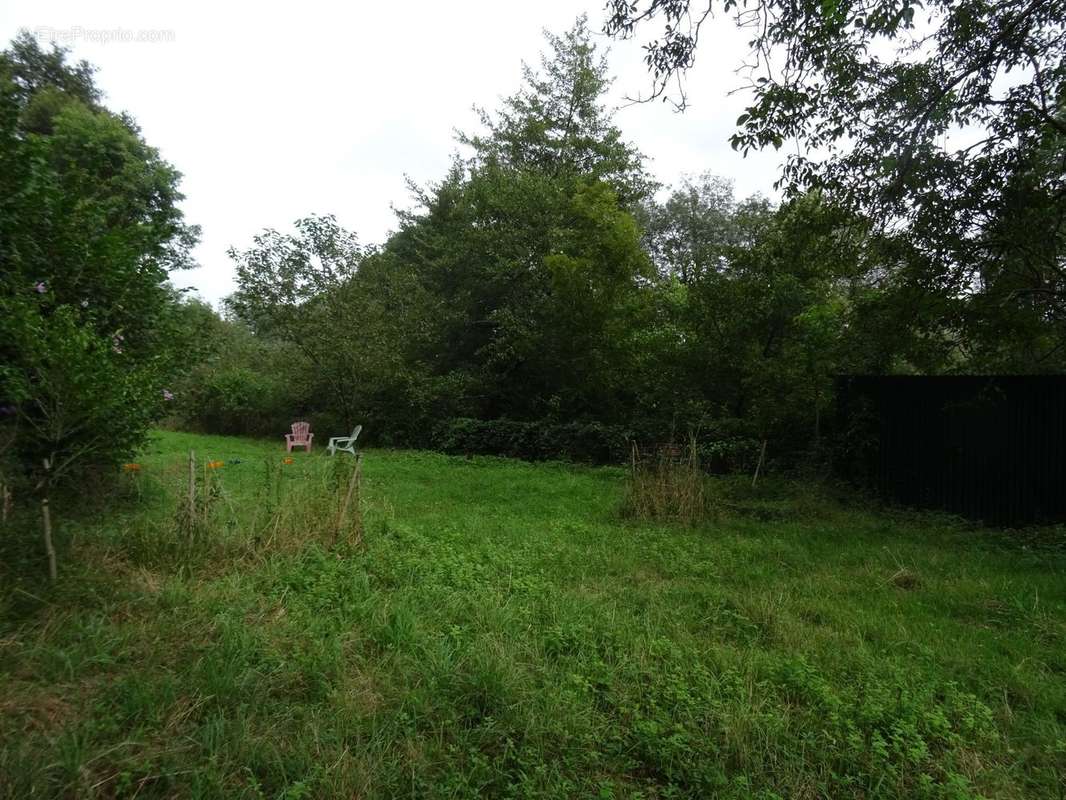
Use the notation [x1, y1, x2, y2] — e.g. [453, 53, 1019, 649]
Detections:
[622, 438, 714, 525]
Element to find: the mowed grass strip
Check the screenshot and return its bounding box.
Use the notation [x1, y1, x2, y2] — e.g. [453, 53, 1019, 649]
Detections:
[1, 430, 1064, 799]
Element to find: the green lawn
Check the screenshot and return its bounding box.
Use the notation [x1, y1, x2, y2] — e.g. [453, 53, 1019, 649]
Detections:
[1, 430, 1064, 799]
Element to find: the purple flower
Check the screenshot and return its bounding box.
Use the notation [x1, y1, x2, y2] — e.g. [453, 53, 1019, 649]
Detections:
[162, 389, 174, 401]
[34, 281, 46, 294]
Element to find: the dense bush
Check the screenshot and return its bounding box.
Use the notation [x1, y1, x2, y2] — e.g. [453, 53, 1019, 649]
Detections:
[166, 309, 309, 438]
[178, 366, 295, 437]
[429, 417, 764, 469]
[432, 418, 634, 463]
[689, 418, 763, 473]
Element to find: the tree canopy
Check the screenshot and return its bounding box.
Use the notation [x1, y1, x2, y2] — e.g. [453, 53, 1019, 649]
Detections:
[605, 0, 1066, 368]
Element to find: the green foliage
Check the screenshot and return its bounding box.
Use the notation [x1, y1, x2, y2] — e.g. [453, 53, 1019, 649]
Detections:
[390, 168, 650, 422]
[632, 186, 869, 454]
[215, 170, 848, 466]
[642, 172, 743, 284]
[2, 430, 1064, 797]
[430, 418, 761, 470]
[459, 14, 651, 205]
[185, 365, 295, 437]
[383, 20, 653, 423]
[168, 308, 307, 437]
[604, 0, 1066, 369]
[187, 13, 1059, 472]
[432, 418, 634, 462]
[3, 306, 164, 479]
[2, 30, 99, 109]
[227, 216, 438, 433]
[0, 34, 197, 487]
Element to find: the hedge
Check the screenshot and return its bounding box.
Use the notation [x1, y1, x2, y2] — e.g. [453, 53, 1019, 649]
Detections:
[429, 417, 762, 470]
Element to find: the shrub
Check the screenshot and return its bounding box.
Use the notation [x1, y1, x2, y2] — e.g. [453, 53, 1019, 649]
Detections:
[431, 418, 633, 463]
[179, 366, 299, 437]
[691, 417, 763, 473]
[429, 416, 764, 470]
[171, 323, 310, 438]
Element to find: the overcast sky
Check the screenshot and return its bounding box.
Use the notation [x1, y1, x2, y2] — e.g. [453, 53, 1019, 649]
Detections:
[1, 0, 785, 305]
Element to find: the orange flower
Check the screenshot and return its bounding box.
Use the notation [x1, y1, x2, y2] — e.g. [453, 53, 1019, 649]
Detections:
[122, 463, 141, 472]
[207, 460, 225, 469]
[282, 457, 294, 465]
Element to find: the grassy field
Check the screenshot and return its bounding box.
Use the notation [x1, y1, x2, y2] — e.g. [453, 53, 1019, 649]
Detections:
[1, 430, 1065, 799]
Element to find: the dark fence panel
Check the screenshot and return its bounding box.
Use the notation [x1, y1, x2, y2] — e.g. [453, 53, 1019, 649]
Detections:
[836, 376, 1066, 526]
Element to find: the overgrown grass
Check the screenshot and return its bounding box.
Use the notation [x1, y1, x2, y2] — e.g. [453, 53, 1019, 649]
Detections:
[622, 440, 711, 525]
[1, 430, 1064, 798]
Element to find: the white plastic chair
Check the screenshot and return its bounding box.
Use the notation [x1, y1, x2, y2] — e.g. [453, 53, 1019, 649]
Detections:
[327, 425, 362, 456]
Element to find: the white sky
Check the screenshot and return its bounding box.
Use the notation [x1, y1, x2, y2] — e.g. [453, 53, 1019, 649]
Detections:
[1, 0, 784, 305]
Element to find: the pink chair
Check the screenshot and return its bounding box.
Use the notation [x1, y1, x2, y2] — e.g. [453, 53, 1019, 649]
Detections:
[285, 421, 313, 452]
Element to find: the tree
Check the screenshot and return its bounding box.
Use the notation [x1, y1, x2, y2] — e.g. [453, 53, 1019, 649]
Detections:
[385, 20, 654, 423]
[642, 172, 742, 283]
[604, 0, 1066, 367]
[228, 215, 439, 437]
[0, 34, 198, 491]
[0, 34, 198, 577]
[227, 215, 370, 426]
[698, 195, 866, 446]
[636, 175, 873, 453]
[461, 15, 652, 205]
[389, 167, 650, 422]
[3, 30, 99, 109]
